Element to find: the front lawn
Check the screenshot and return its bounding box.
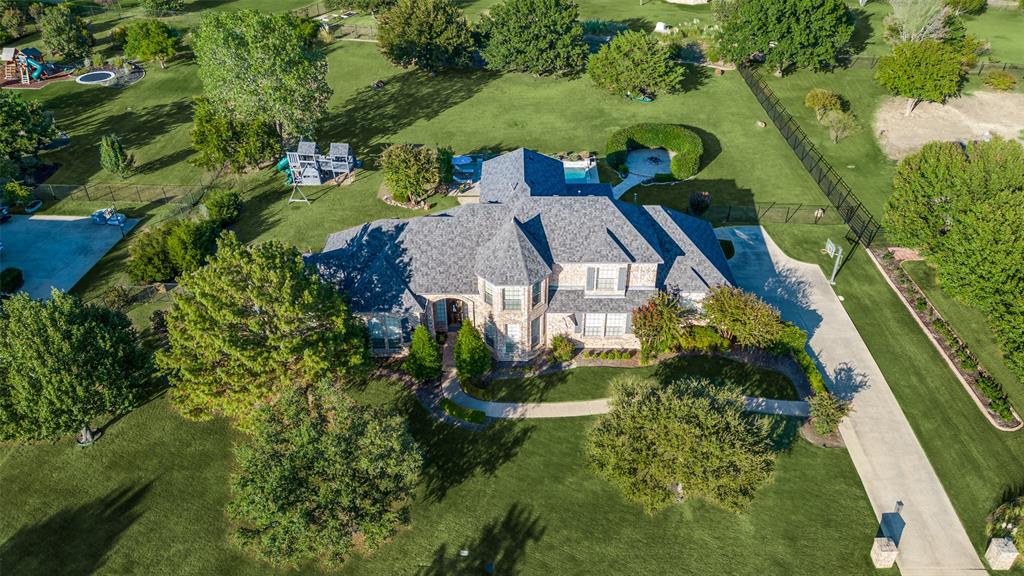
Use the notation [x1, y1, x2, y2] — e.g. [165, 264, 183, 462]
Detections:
[478, 355, 800, 403]
[0, 379, 884, 575]
[764, 224, 1024, 567]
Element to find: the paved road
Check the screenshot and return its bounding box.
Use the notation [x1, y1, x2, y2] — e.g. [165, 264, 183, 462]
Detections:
[718, 226, 985, 576]
[440, 375, 809, 419]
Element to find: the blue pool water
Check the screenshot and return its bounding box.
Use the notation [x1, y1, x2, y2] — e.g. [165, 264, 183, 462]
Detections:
[564, 166, 593, 183]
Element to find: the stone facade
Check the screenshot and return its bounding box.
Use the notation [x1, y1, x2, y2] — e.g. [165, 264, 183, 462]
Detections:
[986, 537, 1019, 571]
[871, 538, 899, 569]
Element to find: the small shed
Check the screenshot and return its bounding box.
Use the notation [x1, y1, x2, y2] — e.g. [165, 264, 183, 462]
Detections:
[286, 139, 357, 186]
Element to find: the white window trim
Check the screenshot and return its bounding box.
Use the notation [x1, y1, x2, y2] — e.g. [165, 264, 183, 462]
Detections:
[505, 323, 521, 355]
[582, 313, 628, 337]
[584, 313, 605, 337]
[605, 313, 627, 336]
[502, 287, 524, 311]
[595, 266, 618, 291]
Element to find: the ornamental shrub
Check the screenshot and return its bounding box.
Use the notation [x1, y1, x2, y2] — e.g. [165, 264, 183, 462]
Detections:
[809, 391, 850, 436]
[605, 123, 703, 179]
[551, 333, 574, 362]
[0, 267, 23, 293]
[982, 70, 1017, 91]
[804, 88, 841, 121]
[976, 374, 1013, 420]
[943, 0, 986, 14]
[128, 223, 175, 283]
[454, 322, 491, 385]
[101, 285, 133, 312]
[678, 325, 729, 352]
[404, 324, 442, 381]
[166, 219, 218, 276]
[203, 189, 243, 225]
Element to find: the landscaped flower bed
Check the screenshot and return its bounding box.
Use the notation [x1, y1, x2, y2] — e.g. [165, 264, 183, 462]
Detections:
[874, 248, 1021, 428]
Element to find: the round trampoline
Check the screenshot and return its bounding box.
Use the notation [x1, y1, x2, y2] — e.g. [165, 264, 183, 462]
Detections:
[75, 71, 116, 85]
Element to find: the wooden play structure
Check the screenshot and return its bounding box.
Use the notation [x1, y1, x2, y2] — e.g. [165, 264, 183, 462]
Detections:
[2, 47, 65, 86]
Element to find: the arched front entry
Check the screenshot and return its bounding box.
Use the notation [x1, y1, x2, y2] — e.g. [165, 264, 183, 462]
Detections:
[432, 298, 467, 334]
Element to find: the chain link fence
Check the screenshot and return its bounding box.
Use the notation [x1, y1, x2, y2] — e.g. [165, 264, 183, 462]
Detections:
[33, 182, 205, 205]
[737, 64, 882, 245]
[700, 202, 844, 226]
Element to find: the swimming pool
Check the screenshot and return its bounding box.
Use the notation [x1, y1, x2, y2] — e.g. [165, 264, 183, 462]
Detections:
[563, 161, 599, 184]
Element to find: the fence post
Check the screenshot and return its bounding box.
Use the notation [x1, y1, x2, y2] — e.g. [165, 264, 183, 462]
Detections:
[137, 186, 143, 203]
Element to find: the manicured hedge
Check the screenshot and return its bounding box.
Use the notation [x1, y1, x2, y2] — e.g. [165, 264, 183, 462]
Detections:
[606, 123, 703, 180]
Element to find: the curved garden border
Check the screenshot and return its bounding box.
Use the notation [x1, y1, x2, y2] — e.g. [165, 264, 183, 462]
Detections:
[606, 123, 703, 180]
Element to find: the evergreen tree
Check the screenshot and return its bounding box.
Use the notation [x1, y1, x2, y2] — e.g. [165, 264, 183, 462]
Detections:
[454, 322, 491, 385]
[377, 0, 476, 72]
[587, 31, 685, 99]
[99, 133, 134, 179]
[480, 0, 588, 76]
[404, 325, 442, 381]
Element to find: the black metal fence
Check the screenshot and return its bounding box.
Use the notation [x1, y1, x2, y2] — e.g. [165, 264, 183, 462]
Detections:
[702, 202, 844, 226]
[845, 55, 1023, 76]
[737, 64, 882, 245]
[33, 182, 205, 205]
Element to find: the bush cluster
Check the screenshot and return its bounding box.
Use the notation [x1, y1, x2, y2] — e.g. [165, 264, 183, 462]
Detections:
[977, 374, 1013, 421]
[606, 124, 703, 180]
[204, 189, 243, 225]
[581, 349, 633, 360]
[678, 325, 729, 352]
[982, 70, 1018, 91]
[454, 323, 491, 385]
[550, 333, 575, 363]
[127, 218, 219, 283]
[404, 325, 442, 382]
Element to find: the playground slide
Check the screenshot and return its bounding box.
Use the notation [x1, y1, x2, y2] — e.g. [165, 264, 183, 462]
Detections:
[274, 156, 294, 185]
[24, 57, 57, 80]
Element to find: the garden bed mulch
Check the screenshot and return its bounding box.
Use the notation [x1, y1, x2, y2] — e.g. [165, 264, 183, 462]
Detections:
[798, 421, 845, 449]
[869, 247, 1022, 431]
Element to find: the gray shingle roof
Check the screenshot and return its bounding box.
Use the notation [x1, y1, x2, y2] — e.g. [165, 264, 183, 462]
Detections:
[479, 148, 566, 203]
[475, 219, 551, 285]
[547, 288, 656, 313]
[329, 142, 350, 158]
[297, 140, 317, 156]
[311, 149, 734, 313]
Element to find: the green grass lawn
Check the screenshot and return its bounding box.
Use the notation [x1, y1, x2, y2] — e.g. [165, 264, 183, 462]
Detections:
[0, 378, 885, 576]
[479, 355, 800, 403]
[763, 224, 1024, 572]
[903, 260, 1023, 407]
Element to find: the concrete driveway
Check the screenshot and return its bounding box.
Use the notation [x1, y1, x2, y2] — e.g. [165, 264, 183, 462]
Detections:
[0, 215, 137, 299]
[717, 226, 985, 576]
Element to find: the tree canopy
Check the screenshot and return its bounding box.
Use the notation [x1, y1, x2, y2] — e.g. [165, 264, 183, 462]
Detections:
[0, 89, 56, 163]
[714, 0, 853, 72]
[883, 137, 1024, 382]
[100, 133, 134, 179]
[379, 143, 440, 204]
[587, 30, 685, 99]
[377, 0, 476, 72]
[588, 376, 775, 513]
[480, 0, 588, 76]
[702, 285, 783, 348]
[631, 291, 688, 362]
[190, 97, 280, 172]
[38, 3, 93, 60]
[192, 10, 331, 138]
[229, 382, 421, 567]
[0, 290, 150, 442]
[158, 234, 368, 428]
[875, 40, 963, 114]
[124, 19, 178, 69]
[454, 322, 491, 385]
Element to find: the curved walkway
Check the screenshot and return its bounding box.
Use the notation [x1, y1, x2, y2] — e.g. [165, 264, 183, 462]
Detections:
[439, 373, 809, 419]
[718, 226, 985, 575]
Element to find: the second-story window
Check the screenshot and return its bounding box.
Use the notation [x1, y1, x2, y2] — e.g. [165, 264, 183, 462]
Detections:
[502, 287, 523, 311]
[483, 281, 494, 305]
[596, 267, 619, 291]
[531, 280, 543, 307]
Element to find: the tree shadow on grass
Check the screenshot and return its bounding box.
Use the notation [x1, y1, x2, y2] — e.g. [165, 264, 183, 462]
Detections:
[681, 63, 712, 92]
[319, 68, 499, 158]
[415, 503, 546, 576]
[847, 8, 875, 58]
[483, 370, 569, 403]
[400, 394, 534, 503]
[0, 483, 152, 576]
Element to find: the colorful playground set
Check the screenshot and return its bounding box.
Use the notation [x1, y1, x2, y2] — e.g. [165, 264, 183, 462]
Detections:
[1, 47, 71, 87]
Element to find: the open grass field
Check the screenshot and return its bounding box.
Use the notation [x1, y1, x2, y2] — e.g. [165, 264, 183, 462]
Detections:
[764, 224, 1024, 572]
[478, 356, 800, 403]
[0, 378, 885, 576]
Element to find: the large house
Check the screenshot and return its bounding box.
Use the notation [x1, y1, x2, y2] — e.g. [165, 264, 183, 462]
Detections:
[309, 148, 734, 360]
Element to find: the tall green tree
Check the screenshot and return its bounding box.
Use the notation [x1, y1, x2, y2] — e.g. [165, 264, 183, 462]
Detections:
[714, 0, 853, 73]
[0, 290, 150, 443]
[38, 3, 93, 60]
[157, 233, 368, 428]
[587, 30, 685, 99]
[883, 140, 970, 249]
[0, 91, 56, 163]
[229, 382, 421, 567]
[379, 143, 440, 203]
[454, 322, 491, 385]
[139, 0, 184, 14]
[192, 10, 331, 138]
[404, 325, 442, 381]
[875, 40, 963, 115]
[702, 285, 783, 348]
[190, 97, 280, 172]
[1, 5, 27, 43]
[124, 19, 177, 69]
[377, 0, 476, 72]
[588, 376, 775, 513]
[99, 133, 134, 179]
[631, 291, 689, 362]
[480, 0, 588, 76]
[325, 0, 397, 14]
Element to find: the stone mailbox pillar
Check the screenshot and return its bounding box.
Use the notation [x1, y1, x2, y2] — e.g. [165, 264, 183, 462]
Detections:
[986, 537, 1019, 571]
[871, 537, 898, 569]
